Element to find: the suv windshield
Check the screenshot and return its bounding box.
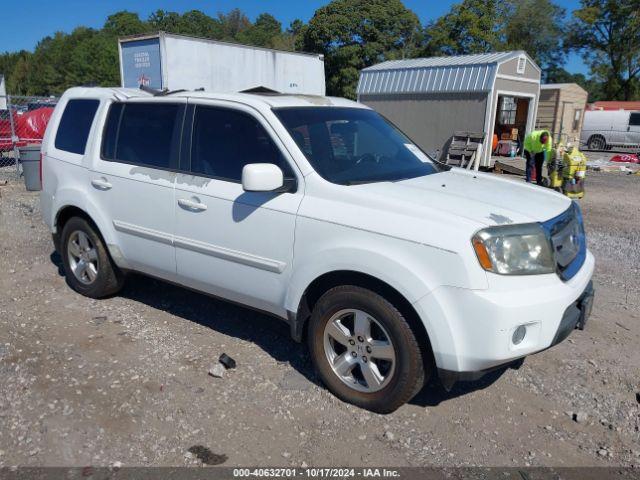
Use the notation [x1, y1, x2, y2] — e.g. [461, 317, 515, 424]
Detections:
[274, 107, 440, 185]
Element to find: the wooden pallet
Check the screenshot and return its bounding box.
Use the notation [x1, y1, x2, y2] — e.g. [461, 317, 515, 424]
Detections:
[445, 131, 485, 169]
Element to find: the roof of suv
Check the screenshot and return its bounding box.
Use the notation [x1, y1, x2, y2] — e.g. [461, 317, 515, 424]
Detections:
[63, 87, 368, 110]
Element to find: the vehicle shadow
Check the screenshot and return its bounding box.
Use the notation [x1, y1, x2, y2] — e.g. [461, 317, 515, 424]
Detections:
[409, 366, 509, 407]
[48, 252, 513, 408]
[50, 251, 65, 276]
[118, 273, 320, 386]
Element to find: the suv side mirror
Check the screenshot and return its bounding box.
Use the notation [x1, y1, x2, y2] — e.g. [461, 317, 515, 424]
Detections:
[242, 163, 284, 192]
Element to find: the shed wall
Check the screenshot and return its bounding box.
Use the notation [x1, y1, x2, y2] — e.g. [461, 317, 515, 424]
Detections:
[535, 85, 588, 144]
[359, 92, 488, 157]
[498, 56, 540, 81]
[556, 85, 588, 144]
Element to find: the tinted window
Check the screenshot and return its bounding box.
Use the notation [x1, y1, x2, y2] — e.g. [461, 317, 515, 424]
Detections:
[629, 113, 640, 126]
[274, 107, 439, 185]
[102, 102, 182, 169]
[55, 99, 100, 154]
[102, 103, 123, 160]
[190, 106, 293, 181]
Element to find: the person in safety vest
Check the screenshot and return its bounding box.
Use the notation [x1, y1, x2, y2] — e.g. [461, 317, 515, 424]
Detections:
[523, 130, 553, 185]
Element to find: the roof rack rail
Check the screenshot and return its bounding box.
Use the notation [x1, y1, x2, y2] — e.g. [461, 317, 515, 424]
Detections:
[110, 88, 137, 101]
[139, 85, 166, 96]
[139, 85, 189, 96]
[240, 86, 281, 94]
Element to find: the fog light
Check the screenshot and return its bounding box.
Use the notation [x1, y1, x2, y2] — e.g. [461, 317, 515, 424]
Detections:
[512, 325, 527, 345]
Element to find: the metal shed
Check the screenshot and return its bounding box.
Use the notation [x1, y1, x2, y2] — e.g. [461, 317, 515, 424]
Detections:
[118, 32, 326, 95]
[357, 51, 541, 167]
[536, 83, 588, 146]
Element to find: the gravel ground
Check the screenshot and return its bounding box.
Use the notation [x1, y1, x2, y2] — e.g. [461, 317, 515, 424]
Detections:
[0, 170, 639, 468]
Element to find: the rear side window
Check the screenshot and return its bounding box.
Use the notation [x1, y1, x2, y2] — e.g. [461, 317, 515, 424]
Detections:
[102, 102, 183, 169]
[630, 113, 640, 126]
[190, 106, 293, 181]
[54, 99, 100, 154]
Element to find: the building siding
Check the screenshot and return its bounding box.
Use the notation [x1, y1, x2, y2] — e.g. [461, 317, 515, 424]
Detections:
[497, 56, 541, 81]
[536, 84, 588, 144]
[360, 92, 488, 158]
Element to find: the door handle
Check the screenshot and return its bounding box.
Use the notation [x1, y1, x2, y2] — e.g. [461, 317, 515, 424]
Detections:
[178, 198, 208, 211]
[91, 178, 112, 190]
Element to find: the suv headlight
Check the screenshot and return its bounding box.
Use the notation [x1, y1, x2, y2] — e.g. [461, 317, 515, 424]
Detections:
[472, 223, 555, 275]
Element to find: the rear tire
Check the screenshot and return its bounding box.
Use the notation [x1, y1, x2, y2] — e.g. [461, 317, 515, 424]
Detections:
[60, 216, 124, 298]
[308, 285, 426, 413]
[587, 135, 606, 151]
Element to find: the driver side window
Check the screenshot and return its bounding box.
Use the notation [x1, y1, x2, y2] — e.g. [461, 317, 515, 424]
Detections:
[190, 105, 295, 182]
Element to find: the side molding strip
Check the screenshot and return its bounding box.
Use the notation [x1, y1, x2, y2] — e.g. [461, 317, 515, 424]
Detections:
[112, 220, 286, 273]
[112, 220, 173, 245]
[174, 235, 286, 274]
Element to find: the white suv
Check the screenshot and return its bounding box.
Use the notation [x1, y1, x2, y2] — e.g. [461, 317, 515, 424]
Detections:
[40, 87, 594, 413]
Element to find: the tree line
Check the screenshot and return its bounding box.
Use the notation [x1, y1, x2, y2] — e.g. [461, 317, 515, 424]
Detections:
[1, 0, 638, 101]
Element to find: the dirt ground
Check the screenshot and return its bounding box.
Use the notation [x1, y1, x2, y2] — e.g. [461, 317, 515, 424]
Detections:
[0, 168, 638, 468]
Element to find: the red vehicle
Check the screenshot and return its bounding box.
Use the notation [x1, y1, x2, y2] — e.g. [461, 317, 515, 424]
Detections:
[0, 107, 54, 152]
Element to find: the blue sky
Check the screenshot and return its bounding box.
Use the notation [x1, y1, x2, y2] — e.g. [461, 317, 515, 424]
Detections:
[1, 0, 588, 75]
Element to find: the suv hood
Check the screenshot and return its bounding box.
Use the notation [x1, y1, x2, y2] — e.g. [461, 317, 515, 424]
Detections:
[352, 168, 571, 227]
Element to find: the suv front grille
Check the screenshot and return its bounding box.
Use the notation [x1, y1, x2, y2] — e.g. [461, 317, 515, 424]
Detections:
[541, 202, 586, 281]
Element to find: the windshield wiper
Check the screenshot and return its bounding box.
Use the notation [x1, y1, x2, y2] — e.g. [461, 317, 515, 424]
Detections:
[344, 179, 383, 185]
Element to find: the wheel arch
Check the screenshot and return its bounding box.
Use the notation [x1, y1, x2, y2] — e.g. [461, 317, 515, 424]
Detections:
[289, 269, 435, 370]
[52, 201, 126, 269]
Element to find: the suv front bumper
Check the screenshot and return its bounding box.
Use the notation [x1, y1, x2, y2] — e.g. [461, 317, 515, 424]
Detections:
[437, 280, 594, 390]
[413, 250, 595, 385]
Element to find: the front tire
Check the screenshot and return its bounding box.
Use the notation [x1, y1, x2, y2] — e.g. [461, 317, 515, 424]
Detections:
[308, 286, 426, 413]
[60, 216, 124, 298]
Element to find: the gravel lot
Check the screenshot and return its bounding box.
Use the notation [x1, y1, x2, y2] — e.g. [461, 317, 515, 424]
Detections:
[0, 169, 638, 468]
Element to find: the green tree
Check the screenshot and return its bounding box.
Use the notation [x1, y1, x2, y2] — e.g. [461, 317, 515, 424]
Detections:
[424, 0, 566, 78]
[423, 0, 509, 55]
[272, 19, 307, 52]
[148, 9, 224, 38]
[5, 55, 32, 95]
[238, 13, 282, 47]
[148, 10, 183, 32]
[218, 8, 252, 41]
[67, 31, 120, 88]
[303, 0, 421, 98]
[179, 10, 224, 38]
[545, 66, 605, 101]
[503, 0, 566, 79]
[103, 11, 148, 37]
[25, 32, 73, 95]
[568, 0, 640, 100]
[0, 50, 31, 94]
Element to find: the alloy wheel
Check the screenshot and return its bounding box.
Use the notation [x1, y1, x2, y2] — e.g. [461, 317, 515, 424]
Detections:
[323, 309, 396, 393]
[67, 230, 99, 285]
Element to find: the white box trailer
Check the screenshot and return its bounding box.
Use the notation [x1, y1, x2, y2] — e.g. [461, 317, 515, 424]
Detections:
[0, 74, 6, 110]
[118, 32, 325, 95]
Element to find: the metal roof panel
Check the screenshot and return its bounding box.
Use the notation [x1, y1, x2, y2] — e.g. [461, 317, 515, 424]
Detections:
[357, 51, 536, 96]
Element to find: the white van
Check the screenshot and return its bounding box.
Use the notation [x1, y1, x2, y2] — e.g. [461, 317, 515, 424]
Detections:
[580, 109, 640, 150]
[40, 87, 594, 412]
